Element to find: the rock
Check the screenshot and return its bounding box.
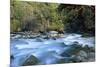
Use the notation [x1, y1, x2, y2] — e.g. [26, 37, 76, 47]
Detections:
[10, 55, 14, 64]
[22, 55, 39, 66]
[10, 55, 14, 60]
[48, 31, 58, 38]
[12, 34, 22, 39]
[69, 50, 95, 62]
[39, 31, 46, 35]
[57, 59, 67, 63]
[36, 38, 44, 42]
[69, 55, 82, 62]
[49, 31, 58, 34]
[74, 50, 88, 62]
[78, 50, 88, 58]
[76, 56, 87, 62]
[40, 35, 50, 40]
[71, 41, 80, 46]
[64, 50, 88, 63]
[82, 33, 92, 37]
[89, 47, 95, 52]
[58, 34, 65, 38]
[43, 36, 50, 39]
[60, 52, 71, 57]
[87, 52, 95, 62]
[58, 30, 64, 34]
[57, 57, 74, 63]
[61, 43, 82, 57]
[52, 37, 57, 40]
[83, 45, 95, 53]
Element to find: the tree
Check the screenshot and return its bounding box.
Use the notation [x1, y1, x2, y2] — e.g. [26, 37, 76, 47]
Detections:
[58, 4, 95, 35]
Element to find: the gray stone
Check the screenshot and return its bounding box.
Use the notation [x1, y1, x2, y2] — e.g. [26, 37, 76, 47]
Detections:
[87, 52, 95, 62]
[78, 50, 88, 58]
[22, 55, 39, 66]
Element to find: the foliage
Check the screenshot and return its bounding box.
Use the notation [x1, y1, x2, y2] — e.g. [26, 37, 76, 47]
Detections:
[58, 4, 95, 35]
[11, 1, 95, 36]
[11, 19, 20, 32]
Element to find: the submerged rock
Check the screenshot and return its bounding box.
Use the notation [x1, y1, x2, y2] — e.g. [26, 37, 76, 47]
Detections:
[61, 42, 82, 57]
[36, 38, 44, 42]
[22, 55, 39, 66]
[71, 41, 82, 47]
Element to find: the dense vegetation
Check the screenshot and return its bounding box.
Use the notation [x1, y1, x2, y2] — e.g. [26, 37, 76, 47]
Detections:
[10, 0, 95, 36]
[58, 4, 95, 35]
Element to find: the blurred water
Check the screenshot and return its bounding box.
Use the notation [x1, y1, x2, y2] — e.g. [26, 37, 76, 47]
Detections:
[10, 33, 95, 66]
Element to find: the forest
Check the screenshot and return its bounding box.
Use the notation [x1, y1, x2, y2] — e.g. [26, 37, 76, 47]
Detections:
[10, 0, 95, 36]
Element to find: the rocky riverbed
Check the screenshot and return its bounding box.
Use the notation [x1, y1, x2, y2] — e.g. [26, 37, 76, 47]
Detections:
[10, 33, 95, 67]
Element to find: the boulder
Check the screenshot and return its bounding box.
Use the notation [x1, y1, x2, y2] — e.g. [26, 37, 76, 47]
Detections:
[68, 50, 88, 62]
[73, 50, 88, 62]
[48, 31, 58, 38]
[78, 50, 88, 58]
[22, 55, 39, 66]
[71, 41, 80, 46]
[61, 42, 82, 57]
[69, 55, 82, 62]
[87, 52, 95, 62]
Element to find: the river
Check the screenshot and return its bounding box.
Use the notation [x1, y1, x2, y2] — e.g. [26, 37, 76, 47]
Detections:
[10, 33, 95, 66]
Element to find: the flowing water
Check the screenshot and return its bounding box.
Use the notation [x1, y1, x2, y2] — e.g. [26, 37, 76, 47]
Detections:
[10, 33, 95, 66]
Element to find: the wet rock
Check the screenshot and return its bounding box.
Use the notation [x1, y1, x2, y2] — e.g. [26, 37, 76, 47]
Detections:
[83, 45, 95, 53]
[78, 50, 88, 58]
[57, 34, 65, 38]
[57, 57, 73, 63]
[73, 50, 88, 62]
[76, 56, 87, 62]
[89, 47, 95, 52]
[69, 55, 82, 62]
[57, 59, 67, 63]
[10, 55, 14, 59]
[61, 42, 82, 57]
[87, 52, 95, 62]
[39, 31, 46, 35]
[71, 41, 80, 46]
[10, 55, 14, 64]
[36, 38, 44, 42]
[43, 36, 50, 39]
[68, 50, 88, 62]
[52, 37, 57, 40]
[69, 48, 95, 63]
[48, 31, 58, 38]
[11, 34, 22, 39]
[22, 55, 39, 66]
[60, 51, 71, 57]
[40, 35, 50, 40]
